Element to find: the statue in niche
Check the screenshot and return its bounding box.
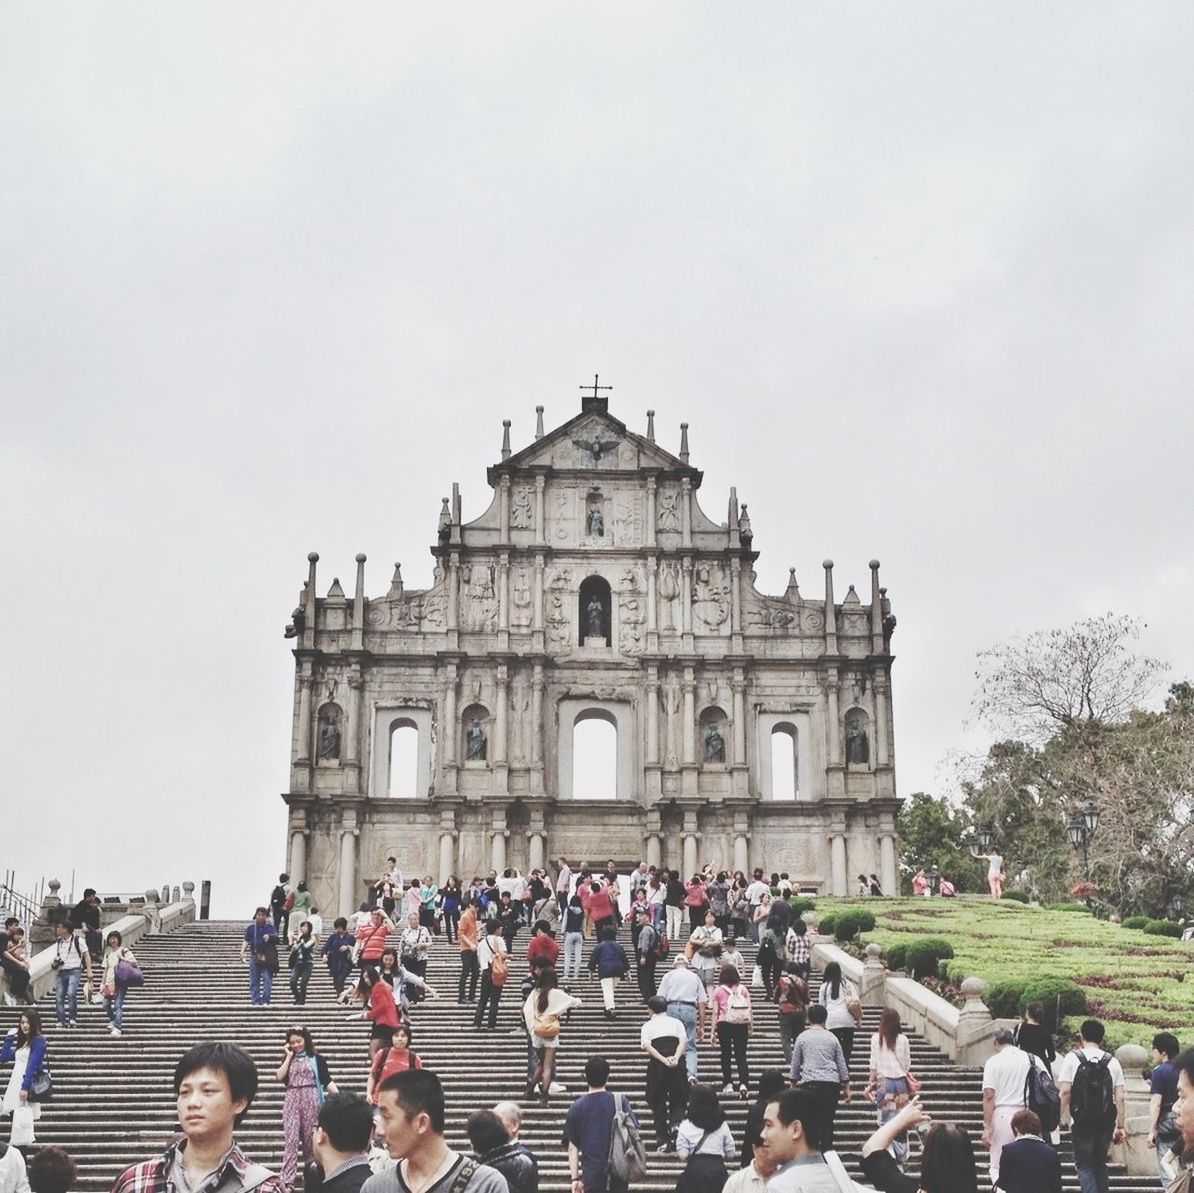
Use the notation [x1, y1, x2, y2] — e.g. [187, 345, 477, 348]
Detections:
[317, 711, 342, 762]
[587, 503, 604, 536]
[466, 719, 488, 761]
[658, 488, 680, 531]
[510, 487, 533, 529]
[585, 595, 606, 639]
[704, 723, 726, 764]
[845, 719, 870, 765]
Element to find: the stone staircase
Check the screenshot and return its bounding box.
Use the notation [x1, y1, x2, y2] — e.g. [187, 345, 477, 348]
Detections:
[0, 920, 1155, 1191]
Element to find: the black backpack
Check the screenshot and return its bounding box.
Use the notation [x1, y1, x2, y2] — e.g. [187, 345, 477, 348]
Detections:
[1023, 1056, 1061, 1134]
[1070, 1053, 1115, 1130]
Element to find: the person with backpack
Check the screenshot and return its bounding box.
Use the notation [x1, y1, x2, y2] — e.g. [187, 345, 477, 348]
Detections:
[270, 873, 292, 938]
[982, 1028, 1032, 1185]
[711, 964, 752, 1097]
[995, 1108, 1062, 1193]
[563, 1057, 641, 1193]
[561, 895, 586, 981]
[673, 1083, 735, 1193]
[50, 920, 93, 1028]
[474, 920, 509, 1032]
[366, 1023, 423, 1104]
[636, 916, 664, 1003]
[1057, 1019, 1126, 1193]
[773, 963, 808, 1066]
[588, 926, 630, 1020]
[817, 960, 861, 1062]
[756, 923, 783, 998]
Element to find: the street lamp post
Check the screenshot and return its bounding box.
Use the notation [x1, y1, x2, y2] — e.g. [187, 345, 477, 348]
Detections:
[1067, 800, 1100, 887]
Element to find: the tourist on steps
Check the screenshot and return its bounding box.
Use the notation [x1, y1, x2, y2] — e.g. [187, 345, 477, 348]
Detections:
[687, 912, 723, 992]
[367, 1023, 422, 1105]
[1014, 1001, 1056, 1070]
[271, 874, 293, 940]
[526, 921, 560, 971]
[995, 1108, 1062, 1193]
[474, 920, 508, 1031]
[277, 1026, 339, 1188]
[323, 918, 356, 1000]
[1163, 1047, 1194, 1186]
[635, 915, 661, 1003]
[640, 995, 689, 1152]
[788, 1004, 850, 1153]
[352, 909, 395, 972]
[240, 907, 280, 1007]
[400, 914, 432, 1005]
[362, 1070, 509, 1193]
[1058, 1018, 1126, 1193]
[289, 921, 317, 1006]
[561, 896, 585, 980]
[816, 961, 861, 1063]
[587, 925, 629, 1020]
[350, 966, 426, 1060]
[27, 1145, 76, 1193]
[673, 1083, 736, 1193]
[112, 1042, 286, 1193]
[100, 929, 139, 1037]
[310, 1092, 375, 1193]
[721, 1139, 776, 1193]
[656, 955, 708, 1081]
[757, 1087, 838, 1193]
[0, 1136, 30, 1193]
[2, 919, 33, 1006]
[860, 1097, 980, 1193]
[710, 963, 753, 1097]
[1, 1009, 47, 1148]
[774, 964, 808, 1067]
[982, 1028, 1031, 1186]
[50, 921, 92, 1028]
[740, 1070, 787, 1169]
[440, 877, 463, 944]
[458, 898, 480, 1003]
[466, 1110, 537, 1193]
[523, 965, 581, 1107]
[867, 1008, 915, 1165]
[564, 1057, 639, 1193]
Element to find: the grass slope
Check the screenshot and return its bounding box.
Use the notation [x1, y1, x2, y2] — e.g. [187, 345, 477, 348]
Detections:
[816, 896, 1193, 1050]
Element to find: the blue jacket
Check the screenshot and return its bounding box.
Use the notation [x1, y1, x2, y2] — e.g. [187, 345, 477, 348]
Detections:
[588, 940, 629, 979]
[0, 1032, 47, 1091]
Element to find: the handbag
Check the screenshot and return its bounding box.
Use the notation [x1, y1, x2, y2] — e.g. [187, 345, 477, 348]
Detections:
[115, 959, 144, 988]
[10, 1104, 35, 1147]
[904, 1071, 922, 1094]
[29, 1057, 53, 1102]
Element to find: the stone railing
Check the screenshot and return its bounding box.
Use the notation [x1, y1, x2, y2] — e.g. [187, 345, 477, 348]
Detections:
[2, 884, 197, 1004]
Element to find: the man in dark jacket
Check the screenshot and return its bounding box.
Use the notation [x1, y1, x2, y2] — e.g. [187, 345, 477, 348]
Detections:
[588, 926, 629, 1020]
[468, 1108, 538, 1193]
[69, 889, 102, 961]
[996, 1109, 1062, 1193]
[311, 1092, 375, 1193]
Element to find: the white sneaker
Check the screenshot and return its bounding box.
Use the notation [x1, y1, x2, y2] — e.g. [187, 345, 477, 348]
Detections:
[110, 1028, 122, 1037]
[549, 1081, 567, 1094]
[722, 1083, 735, 1095]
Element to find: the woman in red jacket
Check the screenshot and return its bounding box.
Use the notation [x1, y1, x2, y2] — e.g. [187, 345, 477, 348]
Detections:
[348, 967, 402, 1060]
[579, 879, 617, 939]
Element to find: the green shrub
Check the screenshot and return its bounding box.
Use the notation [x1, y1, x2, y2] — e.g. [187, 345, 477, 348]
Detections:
[787, 897, 816, 919]
[1144, 919, 1183, 938]
[1002, 890, 1031, 904]
[815, 913, 837, 937]
[1020, 978, 1086, 1026]
[885, 944, 907, 972]
[986, 978, 1030, 1019]
[831, 909, 878, 942]
[1045, 902, 1091, 913]
[1122, 916, 1150, 931]
[905, 937, 955, 979]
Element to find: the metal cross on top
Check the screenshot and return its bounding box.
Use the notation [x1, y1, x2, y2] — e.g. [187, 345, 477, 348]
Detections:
[580, 373, 612, 403]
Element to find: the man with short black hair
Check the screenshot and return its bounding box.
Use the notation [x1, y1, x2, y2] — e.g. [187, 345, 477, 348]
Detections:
[238, 908, 279, 1006]
[112, 1042, 284, 1193]
[1169, 1048, 1194, 1183]
[995, 1108, 1061, 1193]
[563, 1058, 638, 1193]
[758, 1088, 838, 1192]
[361, 1070, 507, 1193]
[69, 889, 103, 961]
[787, 1005, 849, 1153]
[982, 1027, 1031, 1184]
[312, 1093, 375, 1193]
[1148, 1031, 1182, 1178]
[1058, 1019, 1125, 1193]
[51, 920, 92, 1028]
[27, 1145, 75, 1193]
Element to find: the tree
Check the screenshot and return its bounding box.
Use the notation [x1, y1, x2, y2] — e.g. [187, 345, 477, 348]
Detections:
[896, 792, 985, 894]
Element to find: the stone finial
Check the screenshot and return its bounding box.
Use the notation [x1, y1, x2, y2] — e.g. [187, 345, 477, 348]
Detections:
[785, 568, 801, 601]
[144, 888, 158, 905]
[739, 503, 752, 539]
[501, 419, 511, 461]
[865, 942, 883, 961]
[326, 577, 345, 599]
[160, 885, 170, 905]
[535, 405, 545, 439]
[307, 552, 320, 563]
[388, 563, 404, 599]
[823, 560, 837, 653]
[679, 422, 690, 463]
[959, 976, 987, 1011]
[728, 486, 739, 528]
[646, 410, 655, 442]
[1115, 1044, 1148, 1079]
[438, 498, 451, 540]
[183, 881, 195, 901]
[171, 885, 181, 903]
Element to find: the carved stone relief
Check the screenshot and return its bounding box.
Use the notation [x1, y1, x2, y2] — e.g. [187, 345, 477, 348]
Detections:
[511, 568, 532, 628]
[613, 497, 642, 547]
[510, 674, 531, 764]
[662, 676, 681, 768]
[460, 564, 497, 632]
[618, 568, 645, 655]
[510, 487, 533, 529]
[552, 489, 574, 544]
[659, 562, 681, 631]
[657, 487, 681, 531]
[692, 563, 730, 632]
[546, 569, 573, 655]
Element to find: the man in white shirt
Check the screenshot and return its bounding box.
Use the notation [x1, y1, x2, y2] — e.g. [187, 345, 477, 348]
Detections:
[982, 1028, 1031, 1184]
[655, 957, 708, 1080]
[554, 859, 573, 914]
[760, 1088, 840, 1193]
[629, 863, 651, 893]
[51, 920, 93, 1028]
[724, 1145, 776, 1193]
[641, 996, 689, 1151]
[744, 870, 771, 943]
[1058, 1019, 1126, 1193]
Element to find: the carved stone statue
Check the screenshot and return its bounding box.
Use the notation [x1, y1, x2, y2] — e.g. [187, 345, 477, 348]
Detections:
[704, 723, 726, 764]
[585, 595, 605, 639]
[587, 505, 604, 536]
[466, 719, 488, 761]
[510, 487, 533, 529]
[658, 488, 680, 531]
[317, 713, 341, 761]
[845, 721, 869, 765]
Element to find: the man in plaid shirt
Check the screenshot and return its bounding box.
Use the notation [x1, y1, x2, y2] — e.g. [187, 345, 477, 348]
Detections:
[112, 1042, 284, 1193]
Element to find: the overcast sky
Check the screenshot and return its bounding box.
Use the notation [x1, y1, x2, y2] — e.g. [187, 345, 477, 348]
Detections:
[3, 4, 1191, 918]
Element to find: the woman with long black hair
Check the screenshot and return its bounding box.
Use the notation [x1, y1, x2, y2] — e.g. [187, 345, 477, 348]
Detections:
[674, 1084, 736, 1193]
[818, 959, 861, 1062]
[522, 965, 581, 1106]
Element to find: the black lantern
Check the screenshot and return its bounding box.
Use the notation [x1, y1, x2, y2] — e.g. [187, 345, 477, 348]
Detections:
[1082, 800, 1100, 837]
[978, 823, 994, 851]
[1066, 814, 1085, 849]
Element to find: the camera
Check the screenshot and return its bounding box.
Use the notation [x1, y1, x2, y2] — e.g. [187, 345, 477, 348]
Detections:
[50, 957, 64, 970]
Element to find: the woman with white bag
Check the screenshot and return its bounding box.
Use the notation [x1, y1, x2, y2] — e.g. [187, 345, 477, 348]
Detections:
[1, 1009, 48, 1147]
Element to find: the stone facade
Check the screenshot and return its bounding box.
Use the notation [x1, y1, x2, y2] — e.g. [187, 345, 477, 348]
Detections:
[281, 392, 900, 917]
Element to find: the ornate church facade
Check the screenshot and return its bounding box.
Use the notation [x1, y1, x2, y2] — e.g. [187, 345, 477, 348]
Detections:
[281, 388, 900, 916]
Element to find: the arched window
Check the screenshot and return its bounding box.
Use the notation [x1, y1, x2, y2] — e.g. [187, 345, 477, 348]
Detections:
[578, 575, 612, 646]
[388, 720, 419, 798]
[770, 723, 797, 800]
[573, 710, 617, 799]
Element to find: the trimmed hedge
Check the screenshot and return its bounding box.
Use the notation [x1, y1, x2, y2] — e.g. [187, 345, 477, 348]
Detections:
[832, 909, 877, 942]
[815, 913, 837, 937]
[986, 978, 1029, 1019]
[885, 943, 907, 972]
[905, 937, 955, 979]
[1021, 978, 1087, 1025]
[1144, 919, 1183, 938]
[1122, 916, 1150, 931]
[787, 897, 817, 919]
[1001, 890, 1031, 904]
[1044, 902, 1091, 913]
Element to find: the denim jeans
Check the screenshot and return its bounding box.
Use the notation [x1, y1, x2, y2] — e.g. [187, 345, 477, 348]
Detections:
[290, 964, 312, 1004]
[667, 1001, 699, 1079]
[877, 1077, 910, 1163]
[248, 955, 273, 1004]
[105, 987, 126, 1030]
[563, 932, 583, 979]
[55, 968, 81, 1024]
[1072, 1127, 1113, 1193]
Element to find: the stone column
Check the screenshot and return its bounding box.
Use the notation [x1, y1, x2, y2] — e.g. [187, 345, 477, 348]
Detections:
[956, 978, 995, 1066]
[532, 554, 545, 640]
[680, 477, 692, 549]
[289, 829, 308, 885]
[874, 672, 891, 766]
[645, 665, 660, 766]
[296, 672, 314, 765]
[338, 827, 358, 917]
[443, 664, 459, 767]
[528, 831, 545, 873]
[491, 829, 508, 873]
[646, 832, 662, 868]
[494, 665, 508, 764]
[731, 673, 747, 768]
[498, 551, 510, 633]
[825, 671, 842, 767]
[869, 560, 884, 654]
[733, 833, 749, 875]
[645, 555, 658, 637]
[645, 476, 657, 548]
[683, 832, 698, 878]
[681, 557, 693, 637]
[880, 834, 897, 896]
[531, 664, 544, 774]
[830, 833, 846, 896]
[861, 943, 887, 1007]
[681, 667, 696, 767]
[729, 558, 743, 651]
[446, 554, 460, 632]
[438, 830, 455, 885]
[822, 560, 837, 655]
[534, 475, 546, 545]
[499, 476, 511, 540]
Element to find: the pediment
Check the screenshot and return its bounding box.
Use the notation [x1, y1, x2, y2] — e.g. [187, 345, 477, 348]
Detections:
[503, 410, 689, 474]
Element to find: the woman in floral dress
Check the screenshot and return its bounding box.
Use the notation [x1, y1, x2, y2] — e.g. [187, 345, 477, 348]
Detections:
[275, 1026, 337, 1187]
